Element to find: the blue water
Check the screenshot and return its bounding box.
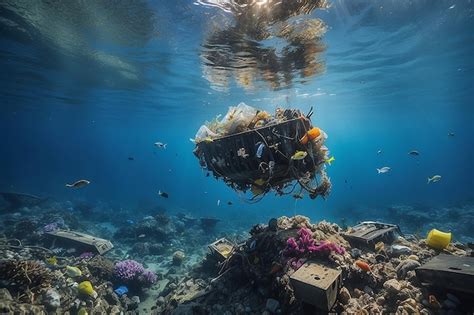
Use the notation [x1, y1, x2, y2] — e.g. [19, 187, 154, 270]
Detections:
[0, 1, 473, 231]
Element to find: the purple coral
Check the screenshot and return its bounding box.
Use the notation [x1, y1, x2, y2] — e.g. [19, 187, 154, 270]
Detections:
[114, 259, 157, 286]
[114, 260, 145, 280]
[141, 270, 158, 284]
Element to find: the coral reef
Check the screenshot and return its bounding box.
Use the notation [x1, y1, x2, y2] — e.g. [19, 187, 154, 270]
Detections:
[0, 260, 53, 295]
[114, 259, 157, 290]
[1, 198, 473, 314]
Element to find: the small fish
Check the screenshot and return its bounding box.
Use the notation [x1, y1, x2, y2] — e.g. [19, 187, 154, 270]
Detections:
[448, 4, 455, 9]
[126, 219, 135, 224]
[46, 256, 57, 266]
[408, 150, 419, 156]
[138, 234, 146, 238]
[448, 132, 455, 137]
[291, 150, 308, 160]
[206, 172, 210, 177]
[325, 156, 335, 165]
[128, 157, 134, 160]
[377, 149, 382, 154]
[355, 260, 371, 272]
[154, 142, 167, 149]
[237, 147, 249, 158]
[377, 167, 391, 174]
[427, 175, 441, 184]
[293, 193, 303, 200]
[66, 179, 90, 188]
[217, 199, 221, 206]
[158, 190, 169, 198]
[227, 201, 232, 205]
[65, 266, 82, 277]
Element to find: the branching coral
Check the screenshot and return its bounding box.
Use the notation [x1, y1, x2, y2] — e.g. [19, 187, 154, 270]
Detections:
[0, 260, 53, 294]
[114, 259, 157, 286]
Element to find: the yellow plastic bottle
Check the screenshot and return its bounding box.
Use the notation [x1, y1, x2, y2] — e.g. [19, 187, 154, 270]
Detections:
[426, 229, 451, 250]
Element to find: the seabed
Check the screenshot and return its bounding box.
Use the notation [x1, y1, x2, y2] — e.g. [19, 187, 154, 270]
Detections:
[0, 197, 473, 314]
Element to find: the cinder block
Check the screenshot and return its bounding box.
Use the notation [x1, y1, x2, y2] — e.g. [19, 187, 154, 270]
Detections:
[289, 260, 342, 311]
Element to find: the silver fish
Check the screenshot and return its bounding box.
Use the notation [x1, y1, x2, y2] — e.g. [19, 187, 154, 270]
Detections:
[154, 142, 167, 149]
[377, 167, 391, 174]
[65, 179, 90, 188]
[428, 175, 441, 184]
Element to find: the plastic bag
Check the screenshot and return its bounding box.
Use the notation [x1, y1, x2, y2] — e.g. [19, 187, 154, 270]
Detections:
[195, 125, 218, 142]
[219, 103, 257, 135]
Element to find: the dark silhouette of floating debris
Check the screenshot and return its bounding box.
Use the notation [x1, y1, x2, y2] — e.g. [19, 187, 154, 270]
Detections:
[199, 217, 220, 231]
[193, 106, 331, 201]
[0, 192, 47, 211]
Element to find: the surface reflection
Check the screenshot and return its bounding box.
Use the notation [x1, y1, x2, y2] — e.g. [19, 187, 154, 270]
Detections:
[198, 0, 329, 91]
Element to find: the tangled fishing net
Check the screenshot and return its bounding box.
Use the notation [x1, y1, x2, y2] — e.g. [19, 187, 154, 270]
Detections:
[193, 103, 331, 201]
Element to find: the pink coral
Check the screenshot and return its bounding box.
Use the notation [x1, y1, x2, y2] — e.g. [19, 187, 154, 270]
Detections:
[284, 227, 345, 257]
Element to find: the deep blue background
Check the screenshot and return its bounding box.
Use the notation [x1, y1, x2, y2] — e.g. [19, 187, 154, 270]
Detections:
[0, 1, 472, 227]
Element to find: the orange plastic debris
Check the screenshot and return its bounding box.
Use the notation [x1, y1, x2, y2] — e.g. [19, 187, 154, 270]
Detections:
[299, 127, 321, 145]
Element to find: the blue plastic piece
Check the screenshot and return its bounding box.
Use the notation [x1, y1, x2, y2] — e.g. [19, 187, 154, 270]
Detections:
[114, 286, 129, 296]
[256, 142, 265, 158]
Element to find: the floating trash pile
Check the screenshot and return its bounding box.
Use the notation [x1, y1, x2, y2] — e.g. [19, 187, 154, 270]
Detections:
[193, 103, 332, 201]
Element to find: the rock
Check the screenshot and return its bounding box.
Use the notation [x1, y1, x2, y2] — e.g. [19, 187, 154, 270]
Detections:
[353, 288, 363, 298]
[265, 298, 280, 313]
[338, 287, 351, 305]
[363, 286, 374, 296]
[110, 305, 122, 314]
[383, 279, 402, 295]
[104, 288, 120, 306]
[376, 296, 385, 306]
[396, 259, 421, 279]
[407, 255, 419, 261]
[43, 289, 61, 310]
[157, 296, 165, 305]
[388, 245, 412, 257]
[350, 248, 362, 258]
[172, 251, 185, 266]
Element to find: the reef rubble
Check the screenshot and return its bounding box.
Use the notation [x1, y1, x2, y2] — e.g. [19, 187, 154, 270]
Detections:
[157, 215, 474, 315]
[0, 199, 473, 314]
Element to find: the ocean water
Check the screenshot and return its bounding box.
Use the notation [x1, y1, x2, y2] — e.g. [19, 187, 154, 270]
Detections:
[0, 0, 473, 238]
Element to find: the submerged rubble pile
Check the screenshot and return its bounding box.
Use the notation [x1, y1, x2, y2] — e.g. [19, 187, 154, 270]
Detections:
[158, 215, 474, 314]
[0, 198, 244, 313]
